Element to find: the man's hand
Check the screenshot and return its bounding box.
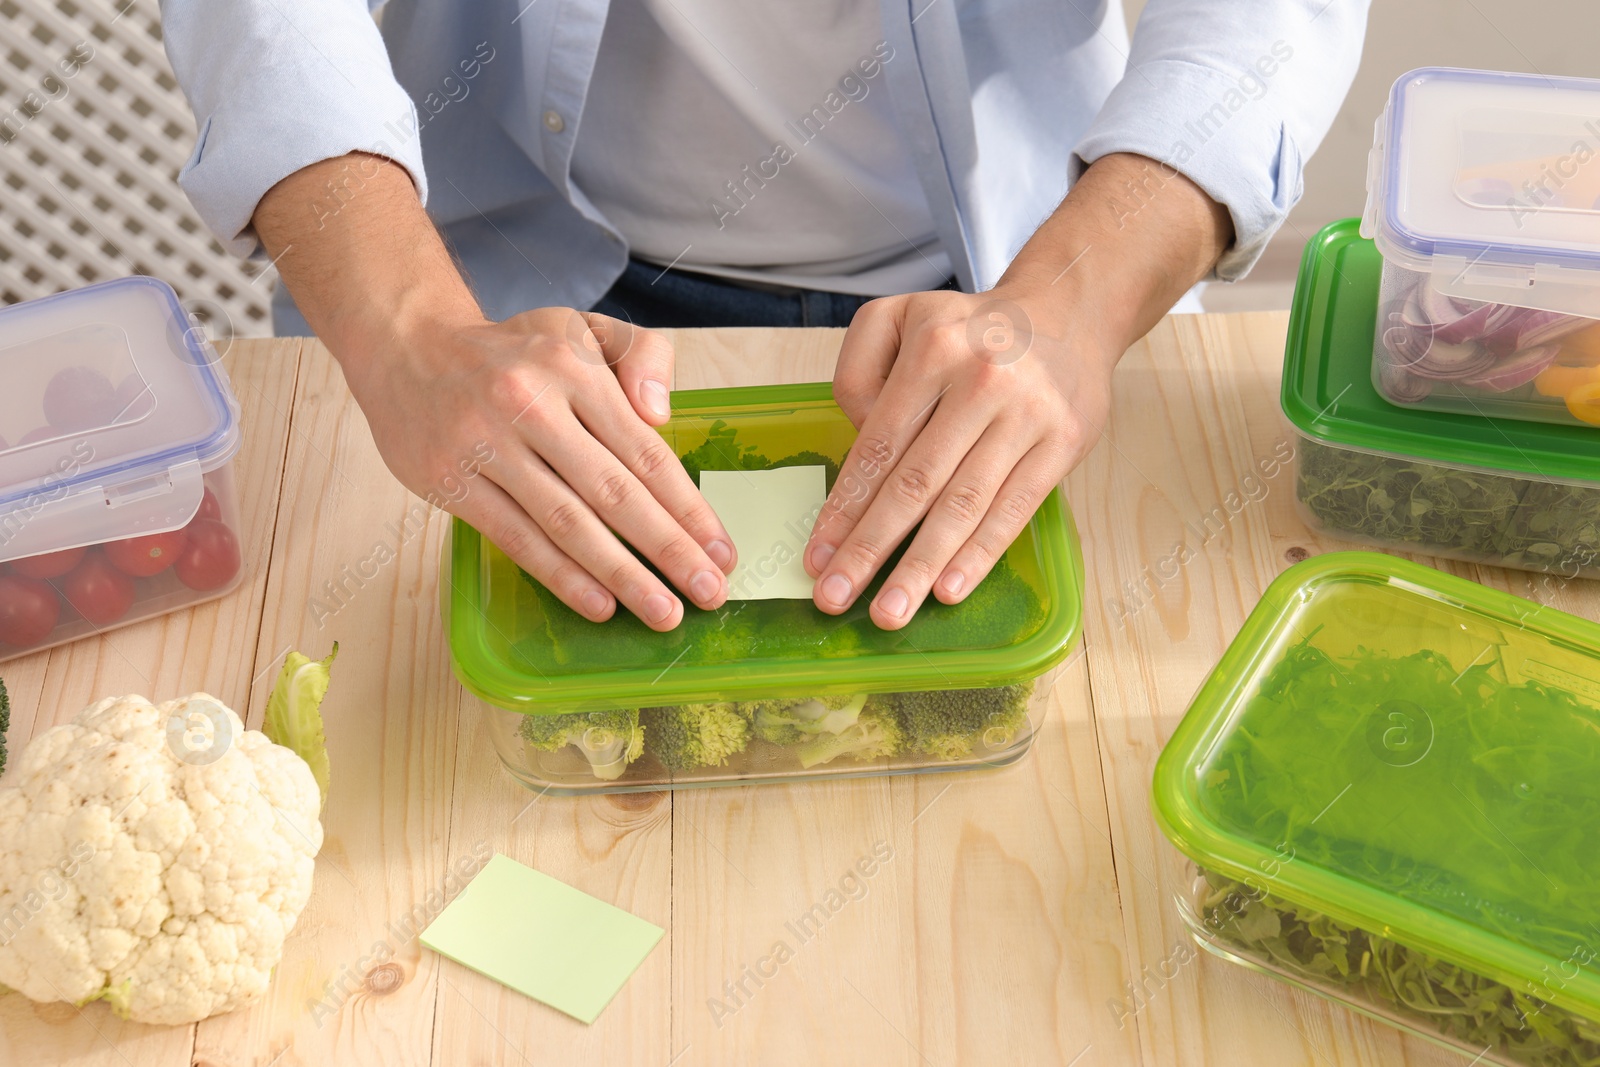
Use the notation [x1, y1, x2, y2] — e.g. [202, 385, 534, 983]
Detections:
[805, 289, 1108, 628]
[253, 153, 736, 631]
[348, 307, 736, 630]
[806, 152, 1234, 628]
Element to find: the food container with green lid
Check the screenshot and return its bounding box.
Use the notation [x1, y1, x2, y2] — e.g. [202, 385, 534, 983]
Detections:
[1154, 551, 1600, 1066]
[1364, 67, 1600, 426]
[1285, 218, 1600, 578]
[442, 381, 1084, 794]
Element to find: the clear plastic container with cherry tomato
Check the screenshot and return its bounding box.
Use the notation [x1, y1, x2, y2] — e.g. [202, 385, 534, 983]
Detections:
[0, 278, 244, 662]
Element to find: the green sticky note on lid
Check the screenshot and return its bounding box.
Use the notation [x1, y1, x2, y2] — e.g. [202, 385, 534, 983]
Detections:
[419, 853, 664, 1023]
[699, 465, 826, 600]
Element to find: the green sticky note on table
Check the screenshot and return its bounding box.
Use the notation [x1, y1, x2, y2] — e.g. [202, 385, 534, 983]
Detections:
[419, 853, 664, 1023]
[699, 465, 826, 600]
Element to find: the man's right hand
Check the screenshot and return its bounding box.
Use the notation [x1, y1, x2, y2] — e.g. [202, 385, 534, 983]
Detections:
[252, 153, 736, 631]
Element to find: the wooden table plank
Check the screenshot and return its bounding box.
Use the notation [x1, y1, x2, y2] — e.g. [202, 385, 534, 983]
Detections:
[661, 329, 1138, 1067]
[427, 695, 675, 1066]
[0, 339, 301, 1067]
[191, 345, 465, 1066]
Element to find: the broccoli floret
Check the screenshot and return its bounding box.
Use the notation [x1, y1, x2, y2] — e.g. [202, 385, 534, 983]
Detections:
[519, 708, 644, 780]
[745, 693, 868, 745]
[681, 605, 759, 665]
[769, 449, 841, 490]
[813, 621, 866, 659]
[892, 683, 1034, 761]
[677, 421, 771, 483]
[641, 702, 751, 770]
[901, 556, 1044, 650]
[795, 697, 903, 768]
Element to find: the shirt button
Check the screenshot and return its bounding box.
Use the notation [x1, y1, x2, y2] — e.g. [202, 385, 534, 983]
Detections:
[542, 109, 565, 133]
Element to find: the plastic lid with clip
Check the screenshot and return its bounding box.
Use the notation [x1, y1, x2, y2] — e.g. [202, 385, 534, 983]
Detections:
[1283, 218, 1600, 483]
[445, 381, 1085, 713]
[1362, 66, 1600, 319]
[1154, 551, 1600, 1027]
[0, 277, 240, 563]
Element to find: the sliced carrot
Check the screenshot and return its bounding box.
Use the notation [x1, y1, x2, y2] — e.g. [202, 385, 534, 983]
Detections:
[1567, 381, 1600, 425]
[1559, 322, 1600, 364]
[1535, 363, 1600, 397]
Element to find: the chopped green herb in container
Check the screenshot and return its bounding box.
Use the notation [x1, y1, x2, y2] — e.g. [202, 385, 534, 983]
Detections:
[1285, 219, 1600, 578]
[1154, 551, 1600, 1066]
[442, 382, 1083, 794]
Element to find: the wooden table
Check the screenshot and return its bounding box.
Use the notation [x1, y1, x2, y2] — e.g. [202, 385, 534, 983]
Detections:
[3, 317, 1596, 1067]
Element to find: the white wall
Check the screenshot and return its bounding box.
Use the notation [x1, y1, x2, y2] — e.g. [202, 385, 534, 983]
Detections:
[1124, 0, 1600, 274]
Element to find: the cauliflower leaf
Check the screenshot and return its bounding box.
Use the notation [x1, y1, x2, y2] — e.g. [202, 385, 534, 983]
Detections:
[263, 644, 337, 803]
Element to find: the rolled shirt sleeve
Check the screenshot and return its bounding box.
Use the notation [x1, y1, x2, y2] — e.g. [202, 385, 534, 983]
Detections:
[161, 0, 428, 257]
[1071, 0, 1370, 280]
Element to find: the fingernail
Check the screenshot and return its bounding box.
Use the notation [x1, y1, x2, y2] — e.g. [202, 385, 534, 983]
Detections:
[641, 379, 670, 419]
[820, 573, 852, 607]
[941, 570, 966, 597]
[582, 590, 610, 618]
[810, 543, 835, 571]
[643, 593, 675, 623]
[877, 586, 909, 619]
[705, 539, 733, 569]
[689, 569, 721, 604]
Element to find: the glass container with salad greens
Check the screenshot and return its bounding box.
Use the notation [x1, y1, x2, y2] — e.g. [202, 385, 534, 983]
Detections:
[1284, 218, 1600, 578]
[0, 278, 244, 662]
[442, 382, 1083, 794]
[1364, 67, 1600, 426]
[1154, 552, 1600, 1066]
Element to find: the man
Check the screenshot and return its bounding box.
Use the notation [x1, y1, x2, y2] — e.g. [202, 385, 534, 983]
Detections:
[162, 0, 1367, 631]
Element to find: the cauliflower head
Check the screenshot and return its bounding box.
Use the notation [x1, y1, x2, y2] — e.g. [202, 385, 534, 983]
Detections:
[0, 692, 322, 1025]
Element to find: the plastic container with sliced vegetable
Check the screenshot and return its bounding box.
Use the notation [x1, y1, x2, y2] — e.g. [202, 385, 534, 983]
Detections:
[1154, 552, 1600, 1066]
[0, 278, 244, 662]
[1364, 67, 1600, 426]
[442, 382, 1084, 794]
[1285, 218, 1600, 578]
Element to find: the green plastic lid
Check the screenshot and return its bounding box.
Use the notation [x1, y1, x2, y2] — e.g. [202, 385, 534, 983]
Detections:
[1153, 551, 1600, 1022]
[446, 382, 1084, 711]
[1282, 219, 1600, 484]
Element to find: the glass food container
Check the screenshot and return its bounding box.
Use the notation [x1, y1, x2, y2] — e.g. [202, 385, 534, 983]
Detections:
[443, 382, 1084, 794]
[1285, 218, 1600, 578]
[1153, 551, 1600, 1066]
[1364, 67, 1600, 426]
[0, 278, 244, 662]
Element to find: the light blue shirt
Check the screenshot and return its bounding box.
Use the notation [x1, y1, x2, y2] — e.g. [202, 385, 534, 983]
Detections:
[160, 0, 1369, 334]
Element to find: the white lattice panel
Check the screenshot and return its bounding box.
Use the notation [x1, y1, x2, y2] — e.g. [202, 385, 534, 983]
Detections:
[0, 0, 273, 339]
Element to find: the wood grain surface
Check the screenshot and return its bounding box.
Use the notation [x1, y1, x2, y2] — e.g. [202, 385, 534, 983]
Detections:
[2, 316, 1593, 1067]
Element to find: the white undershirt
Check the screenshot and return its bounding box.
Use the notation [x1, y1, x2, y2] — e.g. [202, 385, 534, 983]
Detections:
[570, 0, 952, 296]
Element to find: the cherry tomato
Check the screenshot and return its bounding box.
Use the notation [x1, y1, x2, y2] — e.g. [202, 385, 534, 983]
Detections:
[114, 374, 155, 421]
[43, 366, 119, 432]
[61, 551, 136, 625]
[16, 426, 55, 446]
[194, 488, 223, 523]
[174, 520, 240, 591]
[0, 433, 9, 451]
[0, 574, 62, 646]
[8, 545, 87, 580]
[104, 530, 187, 577]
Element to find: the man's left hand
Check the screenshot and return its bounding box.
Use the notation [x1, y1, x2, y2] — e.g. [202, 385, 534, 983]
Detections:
[801, 152, 1235, 629]
[803, 285, 1109, 629]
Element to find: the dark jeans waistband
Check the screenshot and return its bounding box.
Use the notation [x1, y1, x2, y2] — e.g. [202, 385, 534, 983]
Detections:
[591, 258, 953, 329]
